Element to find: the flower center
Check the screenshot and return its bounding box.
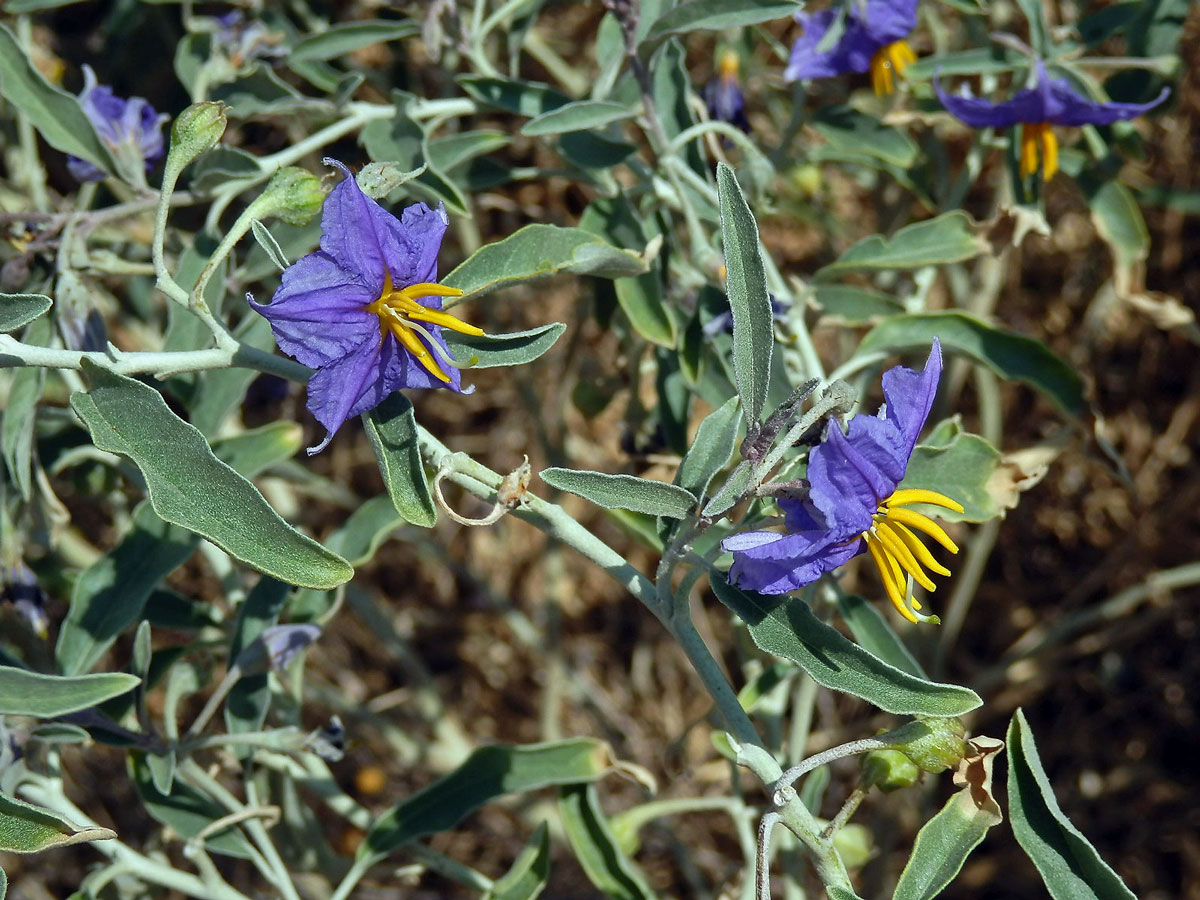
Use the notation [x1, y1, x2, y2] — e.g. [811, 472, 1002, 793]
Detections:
[861, 488, 963, 623]
[1019, 122, 1058, 180]
[365, 274, 482, 383]
[869, 40, 916, 96]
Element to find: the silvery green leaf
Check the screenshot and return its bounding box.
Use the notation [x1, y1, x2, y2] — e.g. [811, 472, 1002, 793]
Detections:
[816, 213, 988, 279]
[362, 739, 614, 860]
[837, 594, 926, 679]
[559, 784, 657, 900]
[444, 225, 646, 302]
[0, 24, 116, 175]
[364, 394, 437, 528]
[354, 161, 427, 199]
[226, 576, 290, 737]
[457, 75, 571, 117]
[540, 468, 697, 519]
[0, 793, 115, 853]
[0, 293, 52, 332]
[56, 503, 199, 676]
[288, 19, 420, 63]
[522, 100, 632, 137]
[70, 361, 353, 589]
[859, 311, 1086, 416]
[444, 323, 567, 369]
[0, 667, 140, 717]
[677, 396, 743, 501]
[716, 162, 773, 425]
[1008, 710, 1137, 900]
[639, 0, 799, 59]
[249, 219, 289, 271]
[702, 459, 753, 517]
[710, 576, 981, 716]
[486, 822, 552, 900]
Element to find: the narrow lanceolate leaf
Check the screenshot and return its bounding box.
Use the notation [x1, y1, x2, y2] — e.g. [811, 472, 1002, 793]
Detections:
[702, 459, 754, 517]
[677, 397, 743, 500]
[129, 753, 254, 859]
[0, 667, 139, 717]
[540, 468, 698, 519]
[486, 822, 552, 900]
[249, 220, 289, 271]
[70, 361, 352, 589]
[710, 576, 981, 716]
[444, 323, 566, 369]
[443, 225, 646, 302]
[640, 1, 799, 57]
[902, 420, 1004, 523]
[364, 393, 437, 528]
[716, 162, 773, 424]
[836, 594, 926, 679]
[858, 311, 1086, 417]
[0, 24, 116, 176]
[521, 100, 632, 137]
[288, 19, 420, 63]
[56, 503, 199, 676]
[559, 784, 658, 900]
[362, 739, 614, 860]
[0, 793, 115, 853]
[225, 576, 291, 737]
[816, 212, 988, 279]
[894, 738, 1005, 900]
[1007, 710, 1137, 900]
[0, 293, 52, 332]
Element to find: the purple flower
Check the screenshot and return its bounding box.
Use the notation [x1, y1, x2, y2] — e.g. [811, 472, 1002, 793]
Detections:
[785, 0, 918, 96]
[935, 61, 1169, 179]
[250, 159, 481, 454]
[704, 50, 750, 132]
[215, 11, 286, 67]
[722, 340, 963, 623]
[68, 65, 168, 183]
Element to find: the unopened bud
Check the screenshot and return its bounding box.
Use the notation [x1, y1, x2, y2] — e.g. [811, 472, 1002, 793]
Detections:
[234, 623, 321, 676]
[860, 748, 921, 792]
[254, 166, 327, 226]
[167, 102, 228, 172]
[898, 716, 969, 774]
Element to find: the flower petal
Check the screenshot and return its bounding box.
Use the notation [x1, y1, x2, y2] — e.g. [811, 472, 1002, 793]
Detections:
[303, 332, 386, 454]
[318, 159, 450, 292]
[1045, 78, 1170, 126]
[934, 75, 1039, 128]
[785, 0, 916, 81]
[249, 251, 377, 368]
[807, 419, 901, 536]
[726, 527, 863, 594]
[880, 338, 942, 459]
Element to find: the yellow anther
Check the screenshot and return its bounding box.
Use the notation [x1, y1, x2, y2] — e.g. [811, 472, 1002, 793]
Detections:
[874, 521, 936, 591]
[1019, 122, 1058, 180]
[890, 520, 951, 577]
[885, 506, 960, 555]
[365, 275, 481, 383]
[885, 489, 964, 513]
[869, 40, 916, 96]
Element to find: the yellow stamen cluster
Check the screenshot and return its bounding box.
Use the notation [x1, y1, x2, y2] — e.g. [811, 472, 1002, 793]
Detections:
[365, 274, 482, 383]
[861, 488, 964, 623]
[1019, 121, 1059, 180]
[719, 49, 740, 83]
[869, 40, 916, 96]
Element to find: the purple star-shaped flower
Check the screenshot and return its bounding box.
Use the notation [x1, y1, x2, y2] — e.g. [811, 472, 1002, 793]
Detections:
[785, 0, 918, 95]
[704, 50, 750, 132]
[722, 340, 963, 622]
[250, 159, 481, 454]
[935, 61, 1169, 178]
[68, 65, 168, 183]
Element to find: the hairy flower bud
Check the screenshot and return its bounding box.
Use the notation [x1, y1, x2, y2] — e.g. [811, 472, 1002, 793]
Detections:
[860, 748, 922, 792]
[168, 102, 228, 171]
[897, 716, 969, 774]
[255, 166, 328, 226]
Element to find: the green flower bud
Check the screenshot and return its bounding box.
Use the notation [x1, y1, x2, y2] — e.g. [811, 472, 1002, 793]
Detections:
[255, 166, 327, 226]
[167, 102, 228, 172]
[898, 716, 969, 775]
[860, 748, 922, 792]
